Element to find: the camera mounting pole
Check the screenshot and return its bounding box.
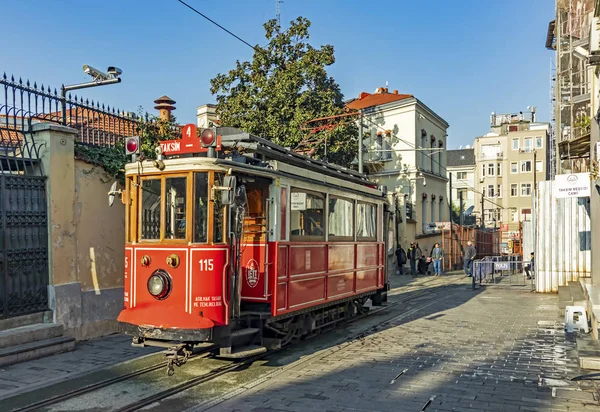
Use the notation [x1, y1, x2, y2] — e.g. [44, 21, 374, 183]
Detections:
[61, 65, 123, 125]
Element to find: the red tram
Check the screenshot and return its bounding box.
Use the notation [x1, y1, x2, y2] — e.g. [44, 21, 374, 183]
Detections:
[115, 124, 390, 366]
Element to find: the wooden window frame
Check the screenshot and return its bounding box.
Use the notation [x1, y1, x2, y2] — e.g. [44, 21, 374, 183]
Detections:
[327, 195, 354, 242]
[289, 188, 326, 242]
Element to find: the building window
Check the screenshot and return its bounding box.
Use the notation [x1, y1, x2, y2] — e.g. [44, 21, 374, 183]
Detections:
[521, 208, 532, 221]
[523, 137, 533, 152]
[421, 136, 427, 170]
[521, 183, 532, 196]
[456, 171, 467, 180]
[488, 163, 495, 176]
[521, 160, 532, 172]
[510, 184, 518, 197]
[421, 200, 427, 230]
[497, 163, 502, 176]
[511, 162, 518, 174]
[535, 137, 543, 149]
[481, 163, 486, 177]
[487, 184, 495, 198]
[512, 138, 519, 150]
[497, 184, 502, 198]
[439, 200, 443, 222]
[536, 161, 543, 172]
[431, 199, 435, 223]
[456, 188, 468, 200]
[511, 209, 518, 222]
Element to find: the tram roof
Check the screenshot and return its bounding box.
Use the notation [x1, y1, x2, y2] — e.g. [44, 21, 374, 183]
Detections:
[216, 127, 377, 190]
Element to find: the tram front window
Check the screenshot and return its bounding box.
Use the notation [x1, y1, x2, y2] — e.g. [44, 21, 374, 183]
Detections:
[165, 177, 187, 239]
[213, 173, 225, 243]
[141, 179, 161, 240]
[194, 173, 209, 243]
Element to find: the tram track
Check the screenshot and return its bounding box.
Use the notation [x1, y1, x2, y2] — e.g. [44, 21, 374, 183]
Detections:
[8, 275, 466, 412]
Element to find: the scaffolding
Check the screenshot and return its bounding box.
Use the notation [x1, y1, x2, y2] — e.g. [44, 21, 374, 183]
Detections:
[555, 0, 593, 174]
[550, 57, 557, 180]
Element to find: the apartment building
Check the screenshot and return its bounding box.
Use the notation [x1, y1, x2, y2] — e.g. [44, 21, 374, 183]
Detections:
[473, 113, 551, 234]
[346, 87, 449, 252]
[446, 148, 476, 221]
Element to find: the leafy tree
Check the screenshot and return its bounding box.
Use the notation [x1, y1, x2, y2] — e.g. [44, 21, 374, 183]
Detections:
[210, 17, 357, 167]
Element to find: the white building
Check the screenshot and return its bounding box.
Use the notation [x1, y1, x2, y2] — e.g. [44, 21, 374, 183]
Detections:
[196, 104, 219, 129]
[446, 148, 476, 221]
[346, 87, 449, 252]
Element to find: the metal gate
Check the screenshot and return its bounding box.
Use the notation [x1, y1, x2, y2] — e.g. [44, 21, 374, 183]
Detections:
[0, 174, 48, 318]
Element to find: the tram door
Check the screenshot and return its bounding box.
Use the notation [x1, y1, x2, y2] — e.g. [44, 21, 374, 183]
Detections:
[240, 177, 271, 303]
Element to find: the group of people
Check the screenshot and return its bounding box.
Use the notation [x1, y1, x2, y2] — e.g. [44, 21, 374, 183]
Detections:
[395, 240, 478, 278]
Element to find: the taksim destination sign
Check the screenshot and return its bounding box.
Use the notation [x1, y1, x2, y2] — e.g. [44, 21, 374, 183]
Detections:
[554, 173, 591, 198]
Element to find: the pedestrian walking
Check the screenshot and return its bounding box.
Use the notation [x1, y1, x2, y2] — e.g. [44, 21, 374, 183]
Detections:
[395, 245, 407, 275]
[524, 252, 534, 279]
[431, 243, 444, 277]
[463, 240, 476, 277]
[407, 242, 422, 277]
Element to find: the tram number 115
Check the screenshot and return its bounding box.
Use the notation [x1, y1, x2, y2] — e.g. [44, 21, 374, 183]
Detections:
[199, 259, 214, 271]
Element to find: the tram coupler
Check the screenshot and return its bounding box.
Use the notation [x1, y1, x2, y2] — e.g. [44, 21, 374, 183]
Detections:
[164, 344, 192, 376]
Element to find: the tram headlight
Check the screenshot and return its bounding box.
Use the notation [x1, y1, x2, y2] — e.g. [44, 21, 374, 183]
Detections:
[147, 269, 171, 300]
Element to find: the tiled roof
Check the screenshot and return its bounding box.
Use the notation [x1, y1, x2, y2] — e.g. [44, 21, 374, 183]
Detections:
[447, 149, 475, 166]
[346, 89, 413, 110]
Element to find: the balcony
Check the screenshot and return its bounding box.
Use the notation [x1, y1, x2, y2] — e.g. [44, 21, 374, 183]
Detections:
[479, 152, 504, 160]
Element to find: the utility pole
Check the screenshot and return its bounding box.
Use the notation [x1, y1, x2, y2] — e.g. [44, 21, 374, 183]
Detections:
[459, 191, 464, 227]
[481, 191, 485, 229]
[358, 110, 363, 174]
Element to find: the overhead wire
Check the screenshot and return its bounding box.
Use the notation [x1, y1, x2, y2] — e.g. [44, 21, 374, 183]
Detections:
[176, 0, 258, 51]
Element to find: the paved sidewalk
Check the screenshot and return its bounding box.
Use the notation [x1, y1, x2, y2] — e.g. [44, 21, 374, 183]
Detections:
[207, 279, 600, 412]
[0, 333, 160, 400]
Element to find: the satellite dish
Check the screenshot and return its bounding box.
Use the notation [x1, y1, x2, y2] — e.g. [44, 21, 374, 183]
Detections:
[463, 205, 475, 216]
[108, 181, 118, 207]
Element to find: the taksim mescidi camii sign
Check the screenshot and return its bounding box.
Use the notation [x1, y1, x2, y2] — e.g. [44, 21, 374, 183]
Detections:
[554, 173, 591, 198]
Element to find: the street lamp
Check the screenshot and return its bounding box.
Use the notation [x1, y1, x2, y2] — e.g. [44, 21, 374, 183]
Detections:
[61, 65, 123, 125]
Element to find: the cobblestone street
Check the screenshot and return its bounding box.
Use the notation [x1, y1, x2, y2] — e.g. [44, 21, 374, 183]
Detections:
[204, 276, 600, 412]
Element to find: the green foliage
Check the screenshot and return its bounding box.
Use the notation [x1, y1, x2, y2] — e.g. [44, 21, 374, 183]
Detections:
[74, 112, 179, 182]
[210, 17, 357, 167]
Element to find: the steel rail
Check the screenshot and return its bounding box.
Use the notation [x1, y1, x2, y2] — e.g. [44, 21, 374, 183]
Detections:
[12, 275, 465, 412]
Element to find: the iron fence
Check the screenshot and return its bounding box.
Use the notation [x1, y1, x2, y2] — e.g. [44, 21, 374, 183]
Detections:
[472, 256, 534, 290]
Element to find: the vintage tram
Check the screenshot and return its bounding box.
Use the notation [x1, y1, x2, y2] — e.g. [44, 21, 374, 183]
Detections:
[115, 124, 390, 366]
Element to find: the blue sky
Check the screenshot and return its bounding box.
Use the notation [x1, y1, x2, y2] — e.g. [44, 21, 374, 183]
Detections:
[2, 0, 554, 149]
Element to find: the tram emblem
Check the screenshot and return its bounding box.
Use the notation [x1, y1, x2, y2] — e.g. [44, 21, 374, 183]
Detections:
[246, 259, 259, 288]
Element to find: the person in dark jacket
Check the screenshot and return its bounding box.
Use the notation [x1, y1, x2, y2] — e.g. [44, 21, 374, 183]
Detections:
[463, 241, 476, 277]
[407, 242, 422, 277]
[395, 246, 407, 275]
[525, 252, 534, 279]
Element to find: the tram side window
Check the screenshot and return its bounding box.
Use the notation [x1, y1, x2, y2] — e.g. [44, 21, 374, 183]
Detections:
[213, 173, 225, 243]
[165, 177, 187, 240]
[328, 197, 353, 240]
[290, 190, 324, 241]
[194, 173, 209, 243]
[140, 179, 161, 240]
[356, 202, 377, 240]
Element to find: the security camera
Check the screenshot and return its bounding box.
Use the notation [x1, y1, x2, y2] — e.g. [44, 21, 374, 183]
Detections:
[107, 66, 123, 78]
[83, 64, 110, 81]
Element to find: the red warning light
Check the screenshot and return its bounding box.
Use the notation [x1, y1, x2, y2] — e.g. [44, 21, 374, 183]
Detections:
[200, 129, 215, 147]
[126, 136, 139, 155]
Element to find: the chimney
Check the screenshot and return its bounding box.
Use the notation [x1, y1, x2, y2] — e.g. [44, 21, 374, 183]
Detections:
[154, 95, 176, 121]
[393, 90, 398, 95]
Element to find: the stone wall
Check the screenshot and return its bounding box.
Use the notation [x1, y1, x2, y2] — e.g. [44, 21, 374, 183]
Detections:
[34, 123, 125, 340]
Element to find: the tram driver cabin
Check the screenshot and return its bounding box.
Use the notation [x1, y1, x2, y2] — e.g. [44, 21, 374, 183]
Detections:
[117, 125, 390, 358]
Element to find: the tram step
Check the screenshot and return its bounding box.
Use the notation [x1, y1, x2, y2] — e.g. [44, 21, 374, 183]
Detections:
[0, 335, 75, 367]
[218, 344, 268, 359]
[230, 327, 260, 339]
[0, 323, 64, 349]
